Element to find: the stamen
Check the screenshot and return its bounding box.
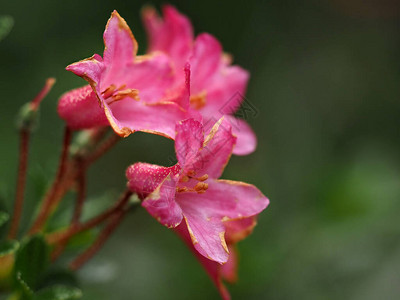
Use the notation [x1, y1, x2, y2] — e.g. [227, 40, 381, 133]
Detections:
[176, 182, 208, 194]
[187, 170, 196, 177]
[101, 84, 116, 99]
[108, 89, 140, 104]
[196, 174, 208, 182]
[101, 84, 140, 105]
[194, 182, 208, 194]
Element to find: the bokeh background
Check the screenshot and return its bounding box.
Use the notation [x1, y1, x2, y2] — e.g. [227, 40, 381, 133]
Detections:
[1, 0, 400, 299]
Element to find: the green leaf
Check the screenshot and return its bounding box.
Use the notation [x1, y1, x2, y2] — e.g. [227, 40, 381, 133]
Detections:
[0, 210, 9, 228]
[0, 15, 14, 42]
[15, 272, 34, 300]
[33, 285, 82, 300]
[14, 235, 50, 290]
[0, 240, 19, 256]
[38, 268, 78, 290]
[0, 240, 19, 289]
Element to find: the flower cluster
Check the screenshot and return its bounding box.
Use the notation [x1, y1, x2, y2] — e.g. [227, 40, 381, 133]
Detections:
[59, 6, 269, 299]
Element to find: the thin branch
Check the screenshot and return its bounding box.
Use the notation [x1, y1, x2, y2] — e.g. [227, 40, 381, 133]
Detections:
[28, 126, 72, 234]
[69, 203, 129, 271]
[8, 78, 55, 239]
[72, 164, 86, 224]
[46, 190, 132, 245]
[51, 163, 87, 262]
[7, 130, 29, 239]
[84, 133, 121, 167]
[30, 78, 56, 110]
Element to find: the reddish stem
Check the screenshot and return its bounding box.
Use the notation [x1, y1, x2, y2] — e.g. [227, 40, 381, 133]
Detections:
[69, 203, 129, 271]
[51, 164, 87, 262]
[72, 165, 86, 224]
[8, 78, 55, 239]
[84, 133, 121, 167]
[30, 78, 56, 110]
[28, 126, 72, 234]
[46, 190, 132, 245]
[7, 130, 30, 239]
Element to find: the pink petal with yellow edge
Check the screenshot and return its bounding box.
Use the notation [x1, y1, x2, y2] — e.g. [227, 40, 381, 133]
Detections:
[224, 216, 258, 244]
[185, 118, 236, 179]
[142, 174, 183, 228]
[126, 162, 180, 199]
[179, 206, 229, 264]
[76, 54, 180, 137]
[174, 119, 204, 170]
[66, 54, 104, 88]
[66, 11, 187, 139]
[225, 116, 257, 156]
[174, 223, 232, 300]
[142, 5, 193, 70]
[57, 85, 108, 129]
[102, 10, 138, 84]
[176, 179, 268, 263]
[189, 33, 223, 91]
[106, 100, 189, 138]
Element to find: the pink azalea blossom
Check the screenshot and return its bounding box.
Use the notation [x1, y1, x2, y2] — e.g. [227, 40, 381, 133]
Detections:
[126, 118, 269, 298]
[59, 11, 193, 139]
[142, 5, 257, 154]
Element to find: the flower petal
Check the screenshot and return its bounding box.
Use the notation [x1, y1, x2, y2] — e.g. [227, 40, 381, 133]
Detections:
[57, 85, 108, 129]
[187, 118, 236, 179]
[180, 212, 228, 264]
[175, 119, 204, 170]
[142, 5, 193, 70]
[189, 33, 223, 92]
[142, 174, 183, 228]
[122, 53, 174, 103]
[201, 65, 250, 117]
[224, 216, 258, 244]
[176, 179, 269, 263]
[102, 10, 138, 84]
[106, 100, 190, 138]
[66, 54, 104, 88]
[225, 116, 257, 156]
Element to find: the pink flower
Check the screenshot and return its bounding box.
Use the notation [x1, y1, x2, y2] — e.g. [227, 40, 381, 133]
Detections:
[126, 118, 269, 297]
[59, 11, 192, 139]
[143, 6, 257, 154]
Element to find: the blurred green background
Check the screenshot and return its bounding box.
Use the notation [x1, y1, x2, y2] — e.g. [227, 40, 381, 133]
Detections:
[1, 0, 400, 299]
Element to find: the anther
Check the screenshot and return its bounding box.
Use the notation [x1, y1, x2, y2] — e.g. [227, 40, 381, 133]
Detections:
[108, 89, 140, 104]
[101, 84, 116, 99]
[176, 187, 189, 193]
[187, 170, 196, 177]
[196, 174, 208, 182]
[194, 182, 208, 194]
